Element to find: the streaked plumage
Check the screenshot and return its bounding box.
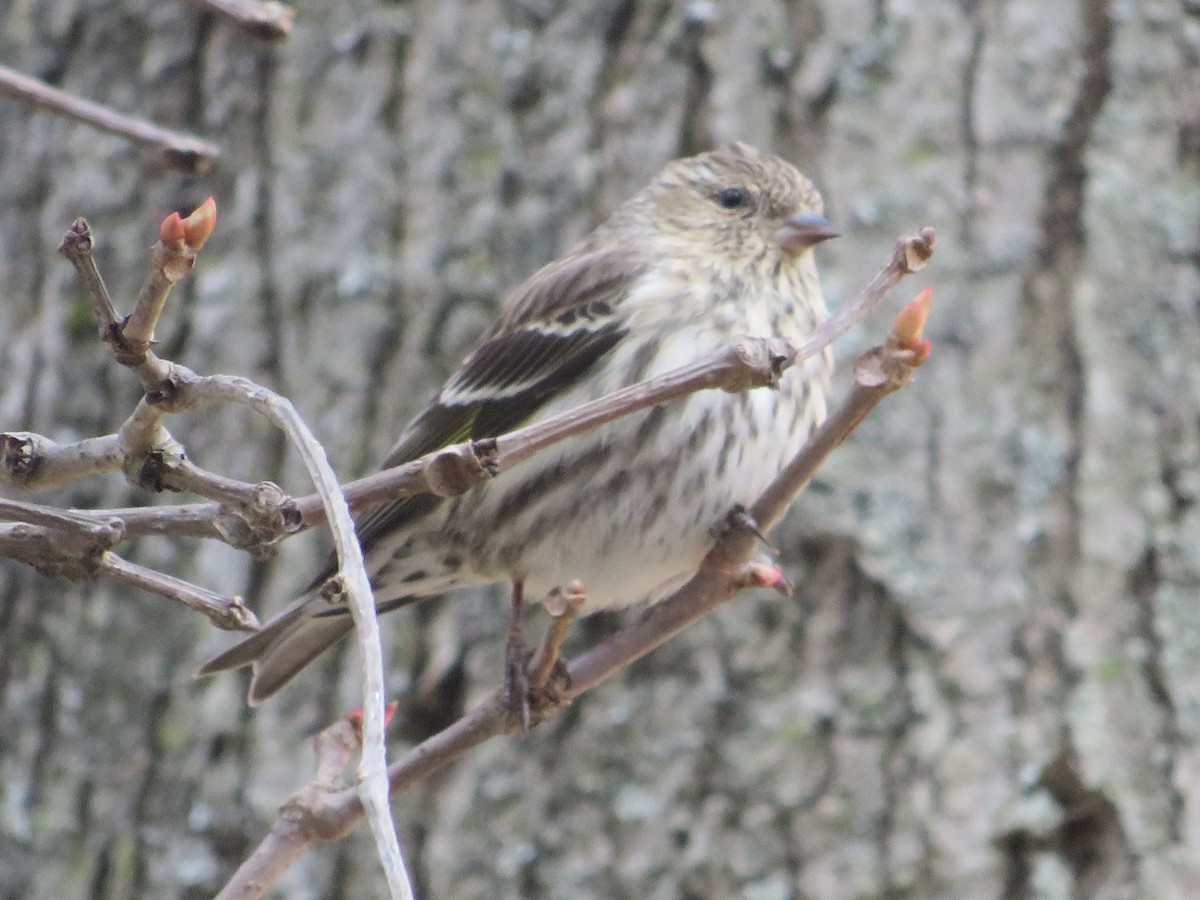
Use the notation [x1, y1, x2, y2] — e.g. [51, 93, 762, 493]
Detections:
[200, 143, 836, 704]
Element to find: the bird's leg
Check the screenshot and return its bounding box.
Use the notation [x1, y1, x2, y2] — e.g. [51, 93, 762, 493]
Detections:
[503, 580, 532, 730]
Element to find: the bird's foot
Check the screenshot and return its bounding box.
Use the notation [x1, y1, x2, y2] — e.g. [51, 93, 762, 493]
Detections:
[714, 504, 777, 554]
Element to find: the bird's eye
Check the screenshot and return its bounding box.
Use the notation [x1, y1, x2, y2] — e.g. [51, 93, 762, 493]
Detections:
[714, 187, 750, 210]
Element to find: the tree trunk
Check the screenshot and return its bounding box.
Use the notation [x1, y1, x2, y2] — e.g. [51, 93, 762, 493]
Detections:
[1, 1, 1198, 897]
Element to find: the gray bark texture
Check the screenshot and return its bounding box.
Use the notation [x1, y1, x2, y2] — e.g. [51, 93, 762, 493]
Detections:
[1, 0, 1199, 897]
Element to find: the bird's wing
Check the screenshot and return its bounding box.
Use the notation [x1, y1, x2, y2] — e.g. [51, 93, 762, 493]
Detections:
[333, 248, 646, 576]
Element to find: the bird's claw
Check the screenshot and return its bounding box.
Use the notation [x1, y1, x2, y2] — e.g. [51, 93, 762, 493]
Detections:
[715, 504, 777, 554]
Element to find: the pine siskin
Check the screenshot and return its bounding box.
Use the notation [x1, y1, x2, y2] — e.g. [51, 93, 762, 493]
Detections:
[199, 142, 838, 704]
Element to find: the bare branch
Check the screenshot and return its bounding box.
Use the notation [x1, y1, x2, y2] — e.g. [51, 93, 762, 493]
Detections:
[99, 553, 259, 631]
[0, 520, 120, 580]
[58, 219, 121, 333]
[0, 64, 220, 173]
[0, 432, 123, 491]
[787, 225, 936, 364]
[0, 496, 123, 535]
[0, 506, 256, 631]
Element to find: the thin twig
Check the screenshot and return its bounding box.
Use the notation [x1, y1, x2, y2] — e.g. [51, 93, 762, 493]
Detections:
[58, 219, 121, 332]
[99, 552, 259, 631]
[0, 65, 220, 173]
[0, 496, 122, 536]
[526, 585, 585, 699]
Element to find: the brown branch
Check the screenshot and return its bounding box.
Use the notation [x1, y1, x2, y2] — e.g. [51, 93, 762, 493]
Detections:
[98, 553, 258, 631]
[0, 520, 120, 580]
[214, 245, 939, 899]
[184, 0, 295, 42]
[58, 219, 121, 333]
[0, 519, 254, 630]
[0, 496, 122, 535]
[0, 64, 220, 173]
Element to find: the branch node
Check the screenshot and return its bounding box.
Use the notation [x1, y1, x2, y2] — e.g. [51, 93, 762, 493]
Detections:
[128, 441, 187, 492]
[57, 217, 94, 256]
[247, 481, 303, 535]
[319, 575, 347, 602]
[900, 226, 938, 273]
[1, 433, 42, 484]
[724, 336, 797, 393]
[106, 318, 133, 355]
[471, 437, 500, 476]
[145, 371, 184, 406]
[426, 443, 491, 497]
[735, 558, 795, 596]
[226, 596, 261, 631]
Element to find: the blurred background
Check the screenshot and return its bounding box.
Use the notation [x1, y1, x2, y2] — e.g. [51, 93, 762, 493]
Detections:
[1, 1, 1198, 897]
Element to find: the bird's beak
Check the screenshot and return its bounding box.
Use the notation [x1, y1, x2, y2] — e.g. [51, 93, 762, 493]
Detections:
[776, 211, 840, 254]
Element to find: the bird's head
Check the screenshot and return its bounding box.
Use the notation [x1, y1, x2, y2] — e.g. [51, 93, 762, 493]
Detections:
[632, 142, 838, 271]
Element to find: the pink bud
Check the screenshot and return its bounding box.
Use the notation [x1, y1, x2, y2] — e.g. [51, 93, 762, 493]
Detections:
[891, 287, 933, 346]
[182, 196, 216, 250]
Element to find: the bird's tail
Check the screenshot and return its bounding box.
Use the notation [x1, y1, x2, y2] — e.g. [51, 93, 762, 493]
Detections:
[199, 530, 469, 703]
[196, 595, 356, 705]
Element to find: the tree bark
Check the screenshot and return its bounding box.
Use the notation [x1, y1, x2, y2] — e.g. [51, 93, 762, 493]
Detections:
[0, 1, 1197, 898]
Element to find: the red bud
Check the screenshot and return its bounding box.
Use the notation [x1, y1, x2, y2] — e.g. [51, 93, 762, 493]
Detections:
[159, 211, 186, 245]
[183, 196, 216, 250]
[345, 700, 399, 738]
[891, 287, 933, 346]
[909, 338, 932, 364]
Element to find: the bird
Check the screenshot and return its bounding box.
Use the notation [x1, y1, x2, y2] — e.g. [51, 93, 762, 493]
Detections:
[198, 142, 838, 705]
